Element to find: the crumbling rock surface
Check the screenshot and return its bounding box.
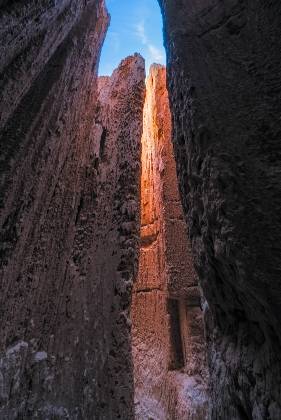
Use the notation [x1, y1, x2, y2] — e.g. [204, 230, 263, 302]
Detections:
[1, 0, 280, 418]
[0, 0, 145, 417]
[159, 1, 281, 418]
[132, 64, 208, 420]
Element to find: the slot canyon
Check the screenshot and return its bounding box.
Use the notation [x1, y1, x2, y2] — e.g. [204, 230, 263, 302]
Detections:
[0, 1, 280, 419]
[132, 64, 207, 419]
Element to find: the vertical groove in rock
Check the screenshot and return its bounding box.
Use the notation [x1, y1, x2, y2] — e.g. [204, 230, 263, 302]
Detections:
[0, 0, 145, 417]
[158, 1, 281, 418]
[132, 64, 208, 420]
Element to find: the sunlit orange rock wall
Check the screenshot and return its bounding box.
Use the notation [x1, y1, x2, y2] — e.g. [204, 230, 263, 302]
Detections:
[132, 64, 208, 420]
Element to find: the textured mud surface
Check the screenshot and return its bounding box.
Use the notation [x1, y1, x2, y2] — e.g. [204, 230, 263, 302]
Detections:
[132, 65, 207, 420]
[159, 1, 281, 418]
[1, 0, 281, 418]
[0, 1, 145, 417]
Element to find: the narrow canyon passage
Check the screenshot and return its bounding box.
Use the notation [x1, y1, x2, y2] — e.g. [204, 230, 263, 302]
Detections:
[132, 65, 207, 419]
[0, 0, 281, 419]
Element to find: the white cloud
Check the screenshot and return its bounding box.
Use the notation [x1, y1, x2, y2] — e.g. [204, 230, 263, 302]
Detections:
[135, 20, 164, 64]
[135, 21, 148, 45]
[148, 44, 164, 62]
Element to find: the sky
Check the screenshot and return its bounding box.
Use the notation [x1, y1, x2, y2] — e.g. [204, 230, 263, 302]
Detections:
[99, 0, 166, 76]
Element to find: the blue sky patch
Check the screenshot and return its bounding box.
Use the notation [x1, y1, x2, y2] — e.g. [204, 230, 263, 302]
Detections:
[99, 0, 166, 76]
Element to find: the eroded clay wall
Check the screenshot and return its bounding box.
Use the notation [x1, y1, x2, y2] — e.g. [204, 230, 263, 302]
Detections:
[132, 64, 207, 420]
[159, 1, 281, 418]
[0, 1, 145, 417]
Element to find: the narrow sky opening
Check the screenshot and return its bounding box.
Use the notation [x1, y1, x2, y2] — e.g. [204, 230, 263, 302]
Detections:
[99, 0, 166, 76]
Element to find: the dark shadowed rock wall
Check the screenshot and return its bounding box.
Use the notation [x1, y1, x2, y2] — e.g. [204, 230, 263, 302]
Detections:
[0, 1, 145, 417]
[159, 1, 281, 419]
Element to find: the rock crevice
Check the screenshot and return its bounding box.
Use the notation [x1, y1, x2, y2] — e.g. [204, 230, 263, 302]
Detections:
[132, 64, 208, 420]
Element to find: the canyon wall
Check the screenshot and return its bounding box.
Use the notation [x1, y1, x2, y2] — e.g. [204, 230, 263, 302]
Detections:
[1, 0, 281, 418]
[0, 1, 145, 417]
[132, 64, 207, 420]
[159, 1, 281, 418]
